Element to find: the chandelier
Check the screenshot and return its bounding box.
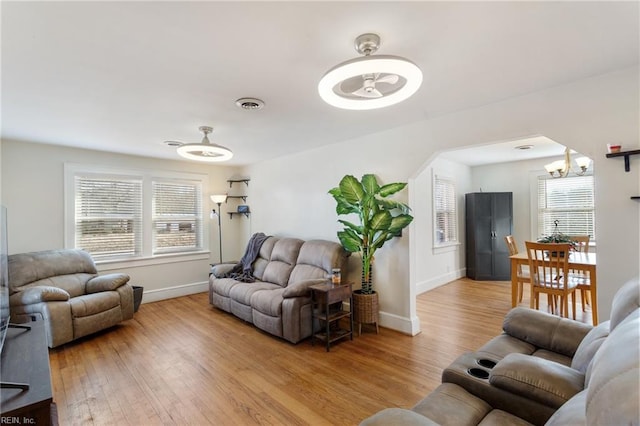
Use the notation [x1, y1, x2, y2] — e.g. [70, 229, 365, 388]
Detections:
[544, 147, 591, 178]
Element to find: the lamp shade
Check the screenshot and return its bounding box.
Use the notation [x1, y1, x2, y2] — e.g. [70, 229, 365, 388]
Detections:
[210, 194, 227, 204]
[575, 156, 591, 169]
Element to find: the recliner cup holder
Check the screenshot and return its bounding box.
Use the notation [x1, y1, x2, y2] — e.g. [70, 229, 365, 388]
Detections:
[477, 359, 496, 369]
[467, 368, 490, 379]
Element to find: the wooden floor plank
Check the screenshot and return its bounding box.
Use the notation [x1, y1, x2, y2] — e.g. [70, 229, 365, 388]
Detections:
[48, 278, 592, 425]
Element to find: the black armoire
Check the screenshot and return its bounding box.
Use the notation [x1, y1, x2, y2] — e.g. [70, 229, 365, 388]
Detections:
[465, 192, 513, 280]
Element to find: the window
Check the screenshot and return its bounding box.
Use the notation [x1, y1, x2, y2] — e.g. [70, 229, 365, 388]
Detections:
[433, 174, 458, 246]
[74, 175, 143, 259]
[65, 165, 207, 262]
[152, 180, 203, 254]
[537, 174, 595, 240]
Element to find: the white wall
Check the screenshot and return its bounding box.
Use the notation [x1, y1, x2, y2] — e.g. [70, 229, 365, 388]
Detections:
[412, 158, 471, 295]
[2, 68, 637, 323]
[243, 67, 639, 333]
[1, 140, 244, 302]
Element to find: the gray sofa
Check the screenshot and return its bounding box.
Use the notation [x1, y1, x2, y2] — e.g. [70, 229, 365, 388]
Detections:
[361, 277, 640, 426]
[8, 249, 134, 348]
[209, 236, 348, 343]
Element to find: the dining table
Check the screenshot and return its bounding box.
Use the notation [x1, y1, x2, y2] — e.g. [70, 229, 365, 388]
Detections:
[509, 251, 597, 324]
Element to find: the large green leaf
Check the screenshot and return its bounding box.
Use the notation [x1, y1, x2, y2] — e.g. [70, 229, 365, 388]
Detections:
[361, 174, 380, 196]
[369, 211, 392, 231]
[337, 229, 362, 252]
[388, 214, 414, 233]
[339, 175, 365, 205]
[379, 182, 407, 197]
[335, 199, 358, 215]
[338, 219, 362, 234]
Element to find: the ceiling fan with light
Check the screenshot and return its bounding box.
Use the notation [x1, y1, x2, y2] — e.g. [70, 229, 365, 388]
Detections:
[166, 126, 233, 162]
[318, 33, 422, 110]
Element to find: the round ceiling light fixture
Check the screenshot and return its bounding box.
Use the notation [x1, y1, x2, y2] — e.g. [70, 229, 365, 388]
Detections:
[318, 33, 423, 110]
[235, 97, 265, 110]
[171, 126, 233, 162]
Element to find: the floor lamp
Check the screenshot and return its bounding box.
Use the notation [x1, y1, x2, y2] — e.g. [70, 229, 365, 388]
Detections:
[210, 194, 227, 263]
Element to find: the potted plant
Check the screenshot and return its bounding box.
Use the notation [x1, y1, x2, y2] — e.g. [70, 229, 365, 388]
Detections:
[328, 174, 413, 332]
[537, 220, 578, 255]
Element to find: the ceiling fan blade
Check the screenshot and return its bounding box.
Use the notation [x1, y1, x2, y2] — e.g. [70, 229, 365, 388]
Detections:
[339, 76, 366, 94]
[375, 74, 399, 85]
[352, 87, 383, 98]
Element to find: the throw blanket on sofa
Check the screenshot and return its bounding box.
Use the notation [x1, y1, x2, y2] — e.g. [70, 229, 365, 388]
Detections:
[221, 232, 270, 282]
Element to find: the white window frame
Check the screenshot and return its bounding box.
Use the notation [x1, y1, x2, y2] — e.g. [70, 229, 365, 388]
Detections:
[432, 171, 459, 249]
[64, 164, 209, 268]
[531, 172, 595, 243]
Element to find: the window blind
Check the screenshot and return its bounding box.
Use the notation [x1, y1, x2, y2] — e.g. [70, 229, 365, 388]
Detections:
[152, 180, 203, 254]
[74, 175, 143, 259]
[434, 175, 458, 244]
[537, 175, 595, 240]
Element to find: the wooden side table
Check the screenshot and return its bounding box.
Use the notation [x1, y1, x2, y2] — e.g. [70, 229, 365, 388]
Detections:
[310, 282, 353, 352]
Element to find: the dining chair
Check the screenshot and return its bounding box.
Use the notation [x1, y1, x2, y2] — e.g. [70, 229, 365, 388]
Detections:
[504, 235, 530, 304]
[525, 241, 578, 319]
[569, 235, 591, 311]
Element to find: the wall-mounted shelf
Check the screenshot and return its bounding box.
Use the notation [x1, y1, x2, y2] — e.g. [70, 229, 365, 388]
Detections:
[228, 212, 250, 219]
[226, 195, 248, 202]
[227, 179, 250, 188]
[631, 196, 640, 200]
[605, 149, 640, 172]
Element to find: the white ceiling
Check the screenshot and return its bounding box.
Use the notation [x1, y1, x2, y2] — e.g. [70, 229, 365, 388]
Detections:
[2, 1, 638, 166]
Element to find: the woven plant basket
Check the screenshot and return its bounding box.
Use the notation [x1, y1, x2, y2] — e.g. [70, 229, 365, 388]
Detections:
[353, 290, 379, 325]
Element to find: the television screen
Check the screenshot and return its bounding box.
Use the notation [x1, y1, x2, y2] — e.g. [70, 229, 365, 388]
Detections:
[0, 206, 9, 354]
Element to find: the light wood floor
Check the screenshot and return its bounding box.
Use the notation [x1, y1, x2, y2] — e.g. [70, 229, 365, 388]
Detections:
[49, 278, 592, 425]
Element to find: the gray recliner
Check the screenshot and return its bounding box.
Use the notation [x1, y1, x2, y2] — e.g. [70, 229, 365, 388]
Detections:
[8, 249, 134, 347]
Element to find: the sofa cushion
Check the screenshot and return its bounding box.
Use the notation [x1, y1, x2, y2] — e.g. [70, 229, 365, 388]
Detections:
[20, 273, 96, 298]
[476, 334, 536, 360]
[262, 238, 304, 287]
[570, 321, 610, 373]
[251, 288, 286, 317]
[229, 281, 281, 306]
[251, 237, 278, 281]
[360, 408, 439, 426]
[412, 383, 492, 425]
[477, 410, 533, 426]
[9, 249, 97, 291]
[210, 277, 243, 297]
[585, 308, 639, 425]
[69, 291, 121, 318]
[288, 240, 345, 284]
[545, 389, 587, 426]
[609, 277, 640, 331]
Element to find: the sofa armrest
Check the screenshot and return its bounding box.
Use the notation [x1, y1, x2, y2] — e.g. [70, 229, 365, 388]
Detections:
[10, 286, 70, 305]
[502, 307, 592, 357]
[489, 353, 584, 409]
[86, 273, 130, 293]
[283, 279, 328, 298]
[210, 262, 237, 278]
[360, 408, 439, 426]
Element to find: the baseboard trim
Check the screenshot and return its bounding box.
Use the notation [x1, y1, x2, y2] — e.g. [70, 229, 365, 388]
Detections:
[416, 269, 465, 295]
[140, 281, 209, 304]
[379, 311, 421, 336]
